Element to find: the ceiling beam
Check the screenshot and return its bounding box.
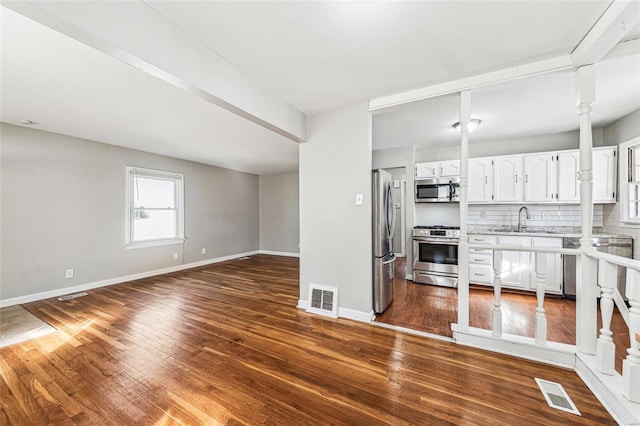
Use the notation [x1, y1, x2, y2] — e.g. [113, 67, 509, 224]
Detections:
[369, 55, 572, 113]
[3, 1, 308, 143]
[571, 0, 640, 67]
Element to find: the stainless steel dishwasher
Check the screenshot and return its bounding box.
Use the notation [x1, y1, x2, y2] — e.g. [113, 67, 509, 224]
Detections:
[563, 236, 633, 299]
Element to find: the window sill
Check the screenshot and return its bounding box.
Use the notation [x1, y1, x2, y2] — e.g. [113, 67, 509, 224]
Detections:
[125, 238, 185, 249]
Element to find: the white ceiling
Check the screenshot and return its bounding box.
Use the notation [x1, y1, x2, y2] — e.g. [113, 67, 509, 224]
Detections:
[1, 1, 638, 174]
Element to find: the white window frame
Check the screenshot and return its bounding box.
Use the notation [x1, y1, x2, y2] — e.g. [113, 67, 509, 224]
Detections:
[618, 136, 640, 226]
[125, 166, 185, 248]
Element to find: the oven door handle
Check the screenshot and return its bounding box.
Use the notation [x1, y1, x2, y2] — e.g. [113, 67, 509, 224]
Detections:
[413, 238, 459, 245]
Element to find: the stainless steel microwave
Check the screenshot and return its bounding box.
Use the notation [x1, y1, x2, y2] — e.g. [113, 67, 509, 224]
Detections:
[415, 178, 460, 203]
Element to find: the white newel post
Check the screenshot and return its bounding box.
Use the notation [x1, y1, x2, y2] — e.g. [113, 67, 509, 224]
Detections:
[623, 269, 640, 402]
[575, 65, 598, 355]
[535, 253, 547, 345]
[597, 259, 617, 375]
[492, 250, 503, 337]
[457, 90, 471, 332]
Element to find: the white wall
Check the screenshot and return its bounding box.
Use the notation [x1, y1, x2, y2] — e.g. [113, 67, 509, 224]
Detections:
[1, 123, 260, 302]
[602, 109, 640, 258]
[299, 102, 372, 318]
[259, 171, 299, 254]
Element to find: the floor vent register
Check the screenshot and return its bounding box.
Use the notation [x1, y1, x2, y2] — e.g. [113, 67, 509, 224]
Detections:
[57, 292, 88, 301]
[535, 378, 581, 416]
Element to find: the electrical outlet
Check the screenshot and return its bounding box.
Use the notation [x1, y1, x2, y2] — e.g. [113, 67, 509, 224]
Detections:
[201, 248, 206, 255]
[480, 211, 486, 219]
[65, 269, 74, 279]
[173, 252, 179, 260]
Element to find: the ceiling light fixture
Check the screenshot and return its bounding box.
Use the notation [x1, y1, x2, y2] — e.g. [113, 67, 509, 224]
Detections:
[18, 119, 36, 126]
[453, 119, 481, 133]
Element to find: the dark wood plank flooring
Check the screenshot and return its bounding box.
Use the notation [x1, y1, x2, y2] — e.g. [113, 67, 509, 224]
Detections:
[376, 257, 629, 372]
[1, 255, 614, 424]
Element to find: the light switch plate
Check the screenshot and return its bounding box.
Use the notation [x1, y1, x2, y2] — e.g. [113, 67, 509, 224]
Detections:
[355, 193, 364, 205]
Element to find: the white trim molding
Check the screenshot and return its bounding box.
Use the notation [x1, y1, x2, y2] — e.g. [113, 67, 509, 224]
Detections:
[259, 250, 300, 257]
[0, 251, 259, 307]
[452, 325, 576, 369]
[296, 300, 374, 323]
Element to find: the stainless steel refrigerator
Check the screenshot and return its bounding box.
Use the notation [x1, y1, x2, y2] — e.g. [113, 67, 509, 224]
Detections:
[372, 169, 396, 314]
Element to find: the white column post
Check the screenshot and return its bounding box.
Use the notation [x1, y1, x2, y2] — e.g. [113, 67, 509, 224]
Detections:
[457, 90, 471, 332]
[597, 259, 617, 375]
[623, 269, 640, 402]
[535, 253, 548, 345]
[492, 250, 503, 338]
[575, 64, 598, 355]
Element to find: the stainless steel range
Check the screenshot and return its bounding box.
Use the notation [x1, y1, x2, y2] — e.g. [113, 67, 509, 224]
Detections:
[413, 226, 460, 287]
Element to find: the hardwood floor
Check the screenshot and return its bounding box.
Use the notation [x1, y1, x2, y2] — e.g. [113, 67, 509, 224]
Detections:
[1, 255, 614, 424]
[376, 257, 629, 372]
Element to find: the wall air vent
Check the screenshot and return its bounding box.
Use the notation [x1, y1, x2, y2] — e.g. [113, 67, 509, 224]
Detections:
[535, 378, 581, 416]
[306, 284, 338, 318]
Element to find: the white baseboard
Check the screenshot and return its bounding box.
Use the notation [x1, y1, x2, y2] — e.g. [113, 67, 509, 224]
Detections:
[339, 307, 374, 322]
[259, 250, 300, 257]
[296, 299, 373, 323]
[0, 250, 259, 307]
[405, 274, 413, 281]
[452, 324, 576, 369]
[575, 353, 640, 426]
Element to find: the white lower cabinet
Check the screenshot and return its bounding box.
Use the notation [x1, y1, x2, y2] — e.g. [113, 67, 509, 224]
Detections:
[468, 234, 563, 295]
[529, 237, 563, 295]
[497, 236, 530, 290]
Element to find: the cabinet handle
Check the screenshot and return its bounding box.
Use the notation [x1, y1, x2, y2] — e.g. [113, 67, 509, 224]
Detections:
[525, 175, 528, 184]
[515, 175, 518, 183]
[474, 258, 483, 262]
[475, 273, 486, 277]
[485, 176, 487, 184]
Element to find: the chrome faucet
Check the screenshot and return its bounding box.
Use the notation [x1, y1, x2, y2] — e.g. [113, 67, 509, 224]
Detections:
[518, 206, 531, 232]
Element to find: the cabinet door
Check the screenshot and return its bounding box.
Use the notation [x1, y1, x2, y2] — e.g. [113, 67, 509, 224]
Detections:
[529, 237, 563, 295]
[593, 147, 617, 202]
[496, 236, 530, 289]
[493, 156, 523, 202]
[468, 158, 493, 202]
[415, 162, 438, 179]
[557, 151, 580, 202]
[524, 154, 556, 202]
[440, 160, 461, 177]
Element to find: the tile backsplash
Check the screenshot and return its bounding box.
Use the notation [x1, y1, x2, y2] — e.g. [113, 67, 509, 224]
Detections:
[467, 204, 603, 228]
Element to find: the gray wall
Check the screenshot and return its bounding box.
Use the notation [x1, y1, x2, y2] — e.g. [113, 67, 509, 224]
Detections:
[601, 109, 640, 258]
[300, 102, 372, 316]
[1, 123, 259, 301]
[259, 171, 299, 254]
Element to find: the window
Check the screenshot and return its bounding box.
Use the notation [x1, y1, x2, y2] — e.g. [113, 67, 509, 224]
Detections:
[126, 166, 184, 247]
[619, 136, 640, 224]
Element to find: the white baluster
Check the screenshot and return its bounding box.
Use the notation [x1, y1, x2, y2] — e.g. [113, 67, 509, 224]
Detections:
[596, 259, 617, 375]
[623, 269, 640, 403]
[535, 253, 547, 345]
[492, 250, 503, 338]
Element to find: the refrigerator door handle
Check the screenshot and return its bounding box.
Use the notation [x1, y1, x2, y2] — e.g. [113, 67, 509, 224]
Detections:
[382, 254, 396, 265]
[387, 185, 396, 241]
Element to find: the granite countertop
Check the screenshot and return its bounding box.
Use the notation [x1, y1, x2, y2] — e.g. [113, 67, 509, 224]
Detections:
[467, 226, 632, 239]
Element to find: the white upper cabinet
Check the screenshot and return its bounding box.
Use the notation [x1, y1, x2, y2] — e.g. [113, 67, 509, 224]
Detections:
[439, 160, 461, 177]
[593, 147, 617, 203]
[415, 162, 439, 179]
[415, 160, 460, 179]
[493, 155, 523, 202]
[468, 158, 494, 202]
[557, 151, 580, 202]
[523, 153, 556, 202]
